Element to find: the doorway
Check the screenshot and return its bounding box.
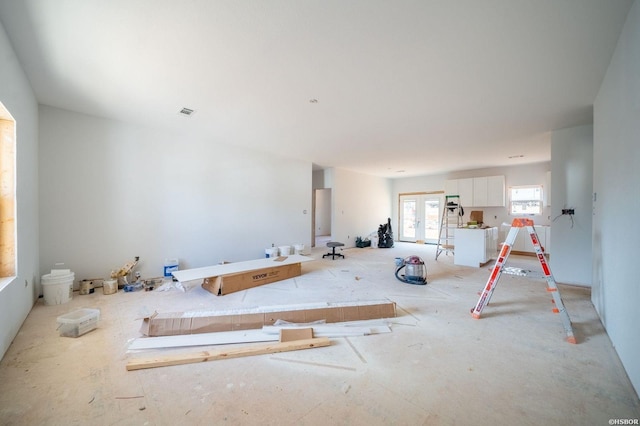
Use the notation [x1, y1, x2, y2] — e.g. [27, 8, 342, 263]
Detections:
[313, 188, 331, 247]
[399, 193, 443, 244]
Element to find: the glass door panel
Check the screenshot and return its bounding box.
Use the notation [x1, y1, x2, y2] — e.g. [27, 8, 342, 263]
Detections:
[400, 197, 417, 242]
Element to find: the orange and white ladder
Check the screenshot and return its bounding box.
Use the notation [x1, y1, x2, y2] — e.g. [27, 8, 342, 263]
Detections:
[470, 218, 576, 344]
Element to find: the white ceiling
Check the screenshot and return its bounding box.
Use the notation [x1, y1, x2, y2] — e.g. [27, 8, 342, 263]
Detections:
[0, 0, 634, 178]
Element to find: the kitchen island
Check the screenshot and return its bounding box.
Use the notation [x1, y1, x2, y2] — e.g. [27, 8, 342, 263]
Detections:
[454, 227, 498, 267]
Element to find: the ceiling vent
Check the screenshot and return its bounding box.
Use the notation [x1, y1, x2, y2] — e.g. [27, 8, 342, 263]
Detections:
[179, 107, 195, 116]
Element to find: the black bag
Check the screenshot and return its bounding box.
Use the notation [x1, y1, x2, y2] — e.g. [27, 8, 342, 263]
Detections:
[377, 217, 394, 248]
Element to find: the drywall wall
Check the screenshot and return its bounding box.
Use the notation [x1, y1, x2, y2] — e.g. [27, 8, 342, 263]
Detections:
[0, 21, 39, 359]
[549, 125, 593, 286]
[392, 162, 552, 236]
[38, 106, 312, 287]
[329, 168, 392, 247]
[593, 0, 640, 397]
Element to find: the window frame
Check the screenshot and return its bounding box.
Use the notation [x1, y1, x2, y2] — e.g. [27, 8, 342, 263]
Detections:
[0, 101, 17, 285]
[508, 184, 543, 216]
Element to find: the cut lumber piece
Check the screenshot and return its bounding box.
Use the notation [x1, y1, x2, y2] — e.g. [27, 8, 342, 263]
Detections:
[126, 337, 331, 371]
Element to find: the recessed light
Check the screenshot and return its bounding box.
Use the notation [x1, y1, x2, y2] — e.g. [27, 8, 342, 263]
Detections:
[179, 107, 195, 116]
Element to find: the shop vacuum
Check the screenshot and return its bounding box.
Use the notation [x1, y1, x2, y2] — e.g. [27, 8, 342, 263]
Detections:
[394, 256, 427, 285]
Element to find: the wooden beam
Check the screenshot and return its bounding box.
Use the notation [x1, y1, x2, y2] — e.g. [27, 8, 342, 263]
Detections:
[126, 337, 330, 371]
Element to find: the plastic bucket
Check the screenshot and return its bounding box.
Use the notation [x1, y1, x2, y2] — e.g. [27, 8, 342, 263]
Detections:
[41, 272, 74, 305]
[294, 244, 304, 255]
[103, 279, 117, 295]
[164, 258, 179, 277]
[278, 246, 291, 256]
[265, 247, 278, 258]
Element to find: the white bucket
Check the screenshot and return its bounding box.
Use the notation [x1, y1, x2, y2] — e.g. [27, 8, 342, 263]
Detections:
[278, 246, 291, 256]
[294, 244, 305, 255]
[103, 279, 117, 295]
[41, 272, 74, 305]
[265, 247, 278, 258]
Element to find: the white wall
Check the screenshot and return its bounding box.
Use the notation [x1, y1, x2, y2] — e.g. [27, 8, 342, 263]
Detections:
[549, 125, 593, 286]
[38, 106, 312, 285]
[330, 168, 392, 247]
[0, 21, 39, 359]
[593, 0, 640, 397]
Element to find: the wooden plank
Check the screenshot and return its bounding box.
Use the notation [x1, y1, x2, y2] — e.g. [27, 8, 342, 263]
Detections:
[126, 337, 331, 371]
[171, 254, 313, 283]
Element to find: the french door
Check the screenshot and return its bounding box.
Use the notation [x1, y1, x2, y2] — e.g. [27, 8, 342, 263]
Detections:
[399, 193, 443, 244]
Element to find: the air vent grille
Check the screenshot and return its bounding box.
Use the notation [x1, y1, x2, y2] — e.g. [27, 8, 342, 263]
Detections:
[179, 107, 195, 116]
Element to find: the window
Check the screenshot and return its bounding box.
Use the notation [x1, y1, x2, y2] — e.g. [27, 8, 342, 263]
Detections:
[509, 185, 543, 215]
[0, 101, 16, 279]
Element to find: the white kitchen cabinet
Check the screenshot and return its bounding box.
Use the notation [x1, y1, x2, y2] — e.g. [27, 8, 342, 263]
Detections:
[487, 175, 506, 206]
[458, 178, 473, 208]
[444, 178, 473, 208]
[446, 176, 505, 207]
[444, 179, 458, 197]
[472, 177, 488, 206]
[454, 227, 498, 267]
[507, 225, 550, 254]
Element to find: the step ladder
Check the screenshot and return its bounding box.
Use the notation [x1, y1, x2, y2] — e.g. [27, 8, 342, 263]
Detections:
[435, 195, 463, 260]
[470, 218, 576, 344]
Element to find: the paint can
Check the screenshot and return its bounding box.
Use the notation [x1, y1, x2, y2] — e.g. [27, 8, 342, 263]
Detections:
[102, 279, 117, 295]
[164, 258, 179, 277]
[79, 279, 94, 295]
[294, 244, 305, 255]
[278, 246, 291, 256]
[265, 247, 278, 258]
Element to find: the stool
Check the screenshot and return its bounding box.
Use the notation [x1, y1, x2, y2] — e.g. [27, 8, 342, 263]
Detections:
[323, 241, 345, 260]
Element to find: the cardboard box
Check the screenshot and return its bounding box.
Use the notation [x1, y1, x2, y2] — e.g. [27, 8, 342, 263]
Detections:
[202, 262, 302, 296]
[140, 300, 397, 336]
[470, 210, 484, 224]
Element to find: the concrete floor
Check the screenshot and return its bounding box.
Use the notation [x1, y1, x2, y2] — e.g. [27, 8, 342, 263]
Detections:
[0, 243, 639, 425]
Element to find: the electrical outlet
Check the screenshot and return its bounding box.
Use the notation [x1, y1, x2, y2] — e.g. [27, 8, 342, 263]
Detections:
[562, 208, 575, 215]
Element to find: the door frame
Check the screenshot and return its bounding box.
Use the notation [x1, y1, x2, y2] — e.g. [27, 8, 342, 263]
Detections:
[398, 191, 444, 244]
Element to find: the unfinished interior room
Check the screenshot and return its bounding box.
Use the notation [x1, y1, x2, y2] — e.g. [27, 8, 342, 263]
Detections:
[1, 1, 639, 425]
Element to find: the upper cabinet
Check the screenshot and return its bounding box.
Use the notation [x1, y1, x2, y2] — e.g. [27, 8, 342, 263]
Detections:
[486, 176, 506, 206]
[445, 175, 505, 207]
[444, 178, 473, 207]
